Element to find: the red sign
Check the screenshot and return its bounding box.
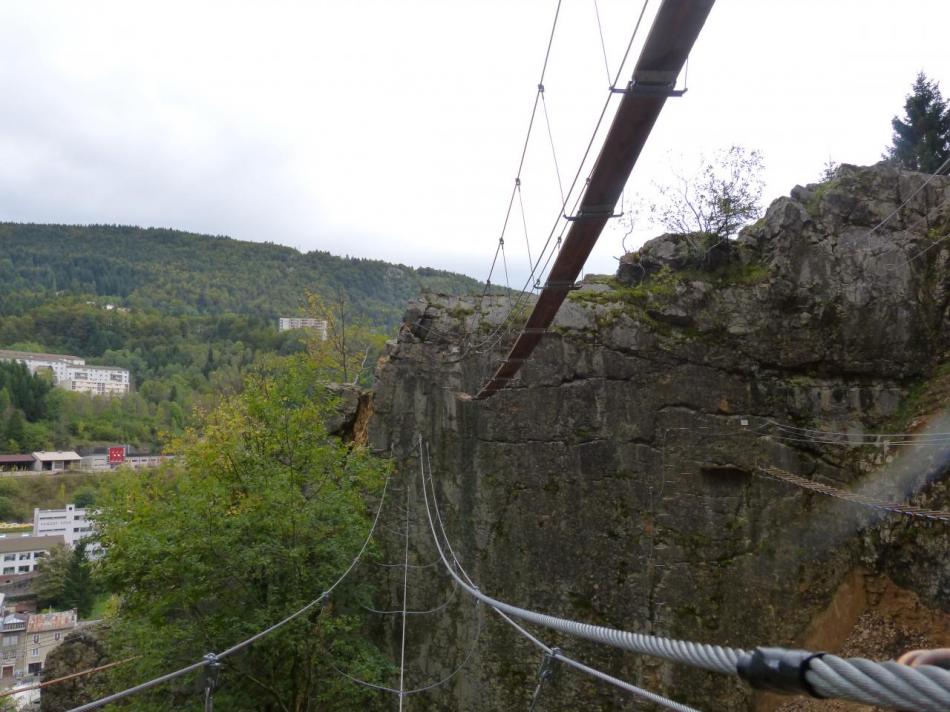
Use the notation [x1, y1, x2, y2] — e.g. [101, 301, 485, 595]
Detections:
[108, 447, 126, 464]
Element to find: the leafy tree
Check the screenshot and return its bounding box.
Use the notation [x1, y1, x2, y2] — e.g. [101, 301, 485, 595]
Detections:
[72, 486, 97, 509]
[307, 292, 386, 386]
[647, 145, 765, 239]
[40, 631, 109, 712]
[886, 72, 950, 173]
[95, 354, 392, 711]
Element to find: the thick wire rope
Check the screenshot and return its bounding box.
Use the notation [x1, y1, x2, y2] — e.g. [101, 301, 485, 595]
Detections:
[755, 466, 950, 522]
[417, 439, 744, 674]
[69, 472, 392, 712]
[420, 438, 950, 710]
[420, 439, 702, 712]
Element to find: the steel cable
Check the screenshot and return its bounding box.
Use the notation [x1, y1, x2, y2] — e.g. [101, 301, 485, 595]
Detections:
[420, 439, 702, 712]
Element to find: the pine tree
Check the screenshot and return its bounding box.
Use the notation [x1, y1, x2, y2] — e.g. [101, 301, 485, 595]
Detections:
[887, 72, 950, 173]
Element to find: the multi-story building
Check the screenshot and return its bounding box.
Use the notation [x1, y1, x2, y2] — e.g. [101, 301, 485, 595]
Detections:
[32, 505, 101, 558]
[0, 535, 65, 575]
[0, 612, 27, 682]
[0, 349, 130, 396]
[277, 318, 328, 339]
[24, 610, 76, 676]
[0, 609, 76, 684]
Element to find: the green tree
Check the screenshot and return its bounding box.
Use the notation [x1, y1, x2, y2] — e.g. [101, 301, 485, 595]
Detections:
[62, 542, 94, 618]
[95, 354, 391, 711]
[886, 72, 950, 173]
[647, 145, 765, 240]
[35, 544, 72, 607]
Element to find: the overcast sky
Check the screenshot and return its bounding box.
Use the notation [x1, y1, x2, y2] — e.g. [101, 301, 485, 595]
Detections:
[1, 1, 947, 285]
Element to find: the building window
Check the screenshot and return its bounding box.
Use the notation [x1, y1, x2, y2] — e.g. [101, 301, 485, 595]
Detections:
[18, 553, 29, 560]
[54, 632, 61, 641]
[33, 552, 45, 559]
[2, 555, 13, 562]
[2, 568, 12, 575]
[28, 662, 40, 674]
[32, 635, 38, 644]
[30, 648, 38, 657]
[17, 566, 29, 573]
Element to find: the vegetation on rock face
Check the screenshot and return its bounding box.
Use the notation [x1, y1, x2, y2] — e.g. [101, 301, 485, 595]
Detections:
[94, 352, 392, 711]
[886, 72, 950, 173]
[644, 145, 765, 239]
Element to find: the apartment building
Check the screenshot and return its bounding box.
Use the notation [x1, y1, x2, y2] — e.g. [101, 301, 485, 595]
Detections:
[32, 505, 101, 558]
[0, 349, 130, 396]
[0, 609, 76, 683]
[277, 318, 328, 339]
[0, 535, 64, 575]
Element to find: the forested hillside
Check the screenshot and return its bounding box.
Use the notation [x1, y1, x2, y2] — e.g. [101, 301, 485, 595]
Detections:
[0, 223, 482, 328]
[0, 223, 483, 453]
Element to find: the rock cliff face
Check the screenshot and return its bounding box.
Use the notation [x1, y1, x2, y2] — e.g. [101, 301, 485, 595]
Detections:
[363, 164, 950, 711]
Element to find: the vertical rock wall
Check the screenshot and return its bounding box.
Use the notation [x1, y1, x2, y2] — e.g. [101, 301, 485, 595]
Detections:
[363, 164, 950, 710]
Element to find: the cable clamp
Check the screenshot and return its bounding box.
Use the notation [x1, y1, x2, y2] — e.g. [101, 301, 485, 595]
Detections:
[539, 647, 560, 681]
[515, 177, 521, 187]
[612, 80, 687, 98]
[203, 652, 222, 692]
[737, 647, 825, 698]
[538, 83, 545, 93]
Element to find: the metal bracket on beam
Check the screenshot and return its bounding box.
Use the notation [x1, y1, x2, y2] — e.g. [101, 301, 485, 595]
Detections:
[504, 357, 529, 364]
[563, 204, 623, 222]
[611, 81, 687, 98]
[540, 280, 580, 291]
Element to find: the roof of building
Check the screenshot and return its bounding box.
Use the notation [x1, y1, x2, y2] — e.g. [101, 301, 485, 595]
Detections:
[31, 451, 82, 461]
[27, 609, 76, 633]
[0, 535, 64, 554]
[73, 365, 128, 374]
[2, 613, 26, 626]
[0, 455, 35, 464]
[0, 349, 83, 363]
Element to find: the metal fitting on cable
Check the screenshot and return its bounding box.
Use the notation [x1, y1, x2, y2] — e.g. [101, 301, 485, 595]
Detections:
[737, 647, 825, 697]
[540, 647, 560, 682]
[203, 653, 222, 712]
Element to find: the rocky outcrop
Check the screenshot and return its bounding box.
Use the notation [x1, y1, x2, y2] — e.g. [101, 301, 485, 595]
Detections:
[363, 164, 950, 710]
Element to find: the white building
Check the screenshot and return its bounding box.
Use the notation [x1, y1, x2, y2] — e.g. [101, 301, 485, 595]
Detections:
[0, 535, 64, 575]
[30, 452, 81, 472]
[278, 318, 328, 339]
[0, 349, 130, 396]
[33, 506, 100, 558]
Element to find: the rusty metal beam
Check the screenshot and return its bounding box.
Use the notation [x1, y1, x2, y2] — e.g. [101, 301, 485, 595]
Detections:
[475, 0, 715, 399]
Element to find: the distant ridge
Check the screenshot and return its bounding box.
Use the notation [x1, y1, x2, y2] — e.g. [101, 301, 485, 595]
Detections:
[0, 223, 483, 329]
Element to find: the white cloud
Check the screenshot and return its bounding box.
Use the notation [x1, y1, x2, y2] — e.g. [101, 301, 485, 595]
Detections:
[0, 1, 947, 284]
